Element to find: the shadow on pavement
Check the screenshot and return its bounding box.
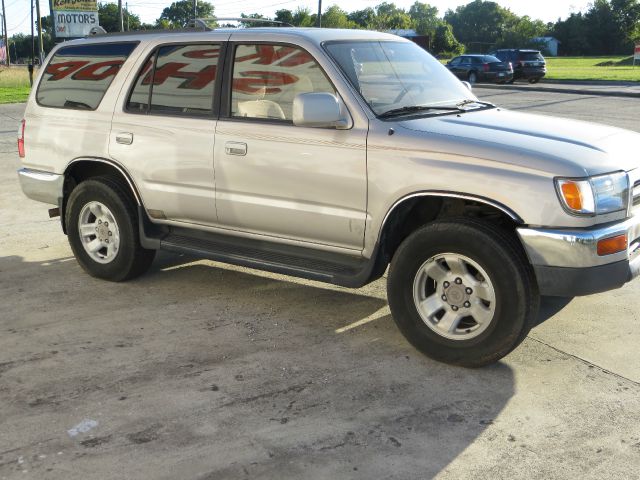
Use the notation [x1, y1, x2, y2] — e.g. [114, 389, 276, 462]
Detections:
[0, 252, 516, 480]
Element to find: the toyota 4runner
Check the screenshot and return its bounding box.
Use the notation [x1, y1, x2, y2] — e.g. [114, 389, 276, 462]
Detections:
[17, 27, 640, 367]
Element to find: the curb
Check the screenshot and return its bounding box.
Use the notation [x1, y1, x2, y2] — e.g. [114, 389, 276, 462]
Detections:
[474, 83, 640, 99]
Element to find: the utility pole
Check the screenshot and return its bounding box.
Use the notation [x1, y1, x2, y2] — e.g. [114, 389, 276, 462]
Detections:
[118, 0, 124, 32]
[48, 0, 55, 42]
[29, 0, 34, 85]
[193, 0, 197, 24]
[316, 0, 322, 28]
[1, 0, 9, 66]
[126, 1, 129, 31]
[35, 0, 43, 65]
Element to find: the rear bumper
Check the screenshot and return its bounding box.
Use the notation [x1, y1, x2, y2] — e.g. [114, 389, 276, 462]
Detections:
[518, 216, 640, 296]
[515, 68, 546, 79]
[17, 168, 64, 205]
[483, 71, 513, 82]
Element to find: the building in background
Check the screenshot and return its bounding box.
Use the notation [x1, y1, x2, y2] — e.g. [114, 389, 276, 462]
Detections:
[532, 36, 561, 56]
[387, 29, 431, 52]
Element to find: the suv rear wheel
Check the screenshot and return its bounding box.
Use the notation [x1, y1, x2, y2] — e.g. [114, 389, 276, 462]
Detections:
[387, 218, 539, 367]
[66, 177, 155, 281]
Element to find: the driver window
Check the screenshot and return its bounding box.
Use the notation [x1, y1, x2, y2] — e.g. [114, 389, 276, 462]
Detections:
[231, 44, 335, 121]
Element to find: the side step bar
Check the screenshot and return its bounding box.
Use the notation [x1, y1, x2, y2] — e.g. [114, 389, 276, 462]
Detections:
[142, 220, 384, 288]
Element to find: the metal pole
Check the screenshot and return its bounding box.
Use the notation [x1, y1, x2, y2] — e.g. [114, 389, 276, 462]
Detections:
[126, 1, 129, 31]
[35, 0, 44, 65]
[48, 0, 56, 42]
[118, 0, 124, 32]
[29, 0, 34, 85]
[193, 0, 197, 24]
[1, 0, 9, 66]
[316, 0, 322, 28]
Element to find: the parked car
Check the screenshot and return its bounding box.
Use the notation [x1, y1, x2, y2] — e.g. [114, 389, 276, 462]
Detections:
[17, 28, 640, 367]
[489, 49, 546, 83]
[445, 54, 513, 84]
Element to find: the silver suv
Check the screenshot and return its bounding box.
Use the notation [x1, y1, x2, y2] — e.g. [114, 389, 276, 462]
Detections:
[17, 27, 640, 367]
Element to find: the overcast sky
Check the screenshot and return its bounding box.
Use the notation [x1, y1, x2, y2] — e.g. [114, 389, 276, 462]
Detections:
[6, 0, 593, 35]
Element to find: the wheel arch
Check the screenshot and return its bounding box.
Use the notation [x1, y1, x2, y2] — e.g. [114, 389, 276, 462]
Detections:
[61, 157, 144, 233]
[371, 192, 524, 276]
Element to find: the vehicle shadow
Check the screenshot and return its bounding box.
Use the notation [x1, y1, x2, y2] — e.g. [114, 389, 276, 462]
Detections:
[0, 253, 516, 480]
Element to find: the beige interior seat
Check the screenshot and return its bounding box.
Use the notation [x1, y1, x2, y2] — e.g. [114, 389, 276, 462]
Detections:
[237, 100, 285, 120]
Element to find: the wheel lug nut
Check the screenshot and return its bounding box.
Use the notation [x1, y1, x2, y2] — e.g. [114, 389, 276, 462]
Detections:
[98, 220, 102, 224]
[464, 301, 471, 308]
[443, 281, 450, 288]
[108, 231, 112, 236]
[441, 295, 447, 301]
[104, 222, 108, 227]
[455, 277, 462, 284]
[452, 305, 458, 311]
[105, 239, 109, 243]
[465, 288, 473, 294]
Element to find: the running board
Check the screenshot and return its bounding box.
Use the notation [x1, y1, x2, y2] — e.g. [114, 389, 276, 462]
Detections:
[157, 227, 383, 288]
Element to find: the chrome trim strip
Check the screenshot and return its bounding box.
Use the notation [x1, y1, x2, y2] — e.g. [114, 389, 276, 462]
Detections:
[517, 214, 640, 268]
[17, 168, 65, 205]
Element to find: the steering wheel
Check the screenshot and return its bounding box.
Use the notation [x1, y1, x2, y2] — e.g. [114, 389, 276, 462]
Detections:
[393, 83, 425, 104]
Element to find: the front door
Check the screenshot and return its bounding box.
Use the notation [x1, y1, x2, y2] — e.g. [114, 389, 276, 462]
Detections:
[110, 42, 222, 225]
[214, 42, 368, 251]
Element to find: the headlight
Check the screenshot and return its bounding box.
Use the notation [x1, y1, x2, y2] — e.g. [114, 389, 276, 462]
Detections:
[556, 172, 629, 215]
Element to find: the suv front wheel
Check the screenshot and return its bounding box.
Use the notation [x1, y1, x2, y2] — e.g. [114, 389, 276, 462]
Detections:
[66, 177, 156, 281]
[387, 218, 539, 367]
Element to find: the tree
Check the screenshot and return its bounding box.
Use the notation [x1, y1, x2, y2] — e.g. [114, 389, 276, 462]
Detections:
[274, 9, 294, 25]
[373, 2, 413, 30]
[409, 2, 440, 37]
[322, 5, 357, 28]
[495, 16, 548, 49]
[432, 23, 465, 56]
[292, 7, 315, 27]
[98, 3, 142, 32]
[159, 0, 214, 28]
[348, 8, 376, 28]
[444, 0, 516, 50]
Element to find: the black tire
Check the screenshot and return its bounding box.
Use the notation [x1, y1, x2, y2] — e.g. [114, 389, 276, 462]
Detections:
[529, 78, 540, 84]
[66, 176, 156, 282]
[468, 71, 478, 84]
[387, 218, 539, 367]
[506, 78, 515, 84]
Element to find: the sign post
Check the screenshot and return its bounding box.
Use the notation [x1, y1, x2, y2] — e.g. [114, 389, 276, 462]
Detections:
[52, 0, 99, 38]
[634, 44, 640, 67]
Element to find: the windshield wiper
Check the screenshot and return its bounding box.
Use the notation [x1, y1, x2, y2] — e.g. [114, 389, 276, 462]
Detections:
[378, 100, 495, 119]
[378, 105, 464, 119]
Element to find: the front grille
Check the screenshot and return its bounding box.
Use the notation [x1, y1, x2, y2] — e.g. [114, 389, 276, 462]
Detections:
[633, 180, 640, 208]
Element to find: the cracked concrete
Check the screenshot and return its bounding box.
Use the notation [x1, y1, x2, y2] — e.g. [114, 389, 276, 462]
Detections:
[1, 91, 639, 480]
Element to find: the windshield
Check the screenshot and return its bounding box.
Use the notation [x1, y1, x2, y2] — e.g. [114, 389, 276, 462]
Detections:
[325, 40, 476, 116]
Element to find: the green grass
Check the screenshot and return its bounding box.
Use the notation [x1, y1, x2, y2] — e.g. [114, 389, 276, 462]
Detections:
[0, 66, 35, 104]
[544, 56, 640, 82]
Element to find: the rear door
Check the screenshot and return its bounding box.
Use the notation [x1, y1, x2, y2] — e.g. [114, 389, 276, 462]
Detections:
[213, 41, 368, 250]
[109, 42, 223, 225]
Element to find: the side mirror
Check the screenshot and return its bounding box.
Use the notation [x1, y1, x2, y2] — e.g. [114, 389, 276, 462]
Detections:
[461, 81, 472, 91]
[293, 93, 350, 129]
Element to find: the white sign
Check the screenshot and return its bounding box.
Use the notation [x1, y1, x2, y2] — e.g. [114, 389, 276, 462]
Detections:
[635, 44, 640, 61]
[53, 0, 99, 38]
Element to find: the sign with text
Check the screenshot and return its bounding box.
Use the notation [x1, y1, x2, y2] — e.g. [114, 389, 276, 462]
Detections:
[635, 44, 640, 61]
[53, 0, 99, 38]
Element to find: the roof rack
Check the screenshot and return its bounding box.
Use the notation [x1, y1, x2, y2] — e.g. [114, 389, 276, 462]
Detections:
[192, 17, 294, 30]
[84, 17, 293, 38]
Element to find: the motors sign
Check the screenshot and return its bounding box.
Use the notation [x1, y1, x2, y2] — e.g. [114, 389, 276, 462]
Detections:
[53, 0, 99, 38]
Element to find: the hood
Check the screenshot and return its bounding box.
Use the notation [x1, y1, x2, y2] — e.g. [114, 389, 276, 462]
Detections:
[397, 108, 640, 177]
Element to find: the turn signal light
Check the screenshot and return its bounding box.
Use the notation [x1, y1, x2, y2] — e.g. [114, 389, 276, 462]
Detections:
[560, 182, 584, 211]
[597, 234, 627, 256]
[18, 119, 25, 158]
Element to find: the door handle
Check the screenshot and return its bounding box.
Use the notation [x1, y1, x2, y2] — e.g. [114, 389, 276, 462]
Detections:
[116, 132, 134, 145]
[225, 142, 247, 156]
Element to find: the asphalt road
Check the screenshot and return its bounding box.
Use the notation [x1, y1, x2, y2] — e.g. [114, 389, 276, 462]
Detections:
[1, 91, 640, 480]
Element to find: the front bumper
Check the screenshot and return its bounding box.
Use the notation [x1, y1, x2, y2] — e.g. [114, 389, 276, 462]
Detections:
[518, 216, 640, 296]
[17, 168, 64, 205]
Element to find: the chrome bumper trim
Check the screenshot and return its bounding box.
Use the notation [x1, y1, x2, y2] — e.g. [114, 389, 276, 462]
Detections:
[17, 168, 64, 206]
[517, 215, 640, 269]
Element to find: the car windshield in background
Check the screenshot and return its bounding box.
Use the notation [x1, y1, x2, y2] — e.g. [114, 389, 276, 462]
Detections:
[325, 40, 476, 116]
[522, 52, 544, 61]
[483, 55, 502, 63]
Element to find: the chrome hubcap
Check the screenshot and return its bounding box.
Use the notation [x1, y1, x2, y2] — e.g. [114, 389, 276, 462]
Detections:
[78, 201, 120, 264]
[413, 253, 496, 340]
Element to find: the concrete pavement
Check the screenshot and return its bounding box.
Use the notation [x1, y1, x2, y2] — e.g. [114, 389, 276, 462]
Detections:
[1, 96, 640, 480]
[475, 79, 640, 98]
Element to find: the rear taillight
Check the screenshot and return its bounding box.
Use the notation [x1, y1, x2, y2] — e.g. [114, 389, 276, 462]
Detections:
[483, 63, 489, 72]
[508, 62, 513, 71]
[18, 119, 25, 158]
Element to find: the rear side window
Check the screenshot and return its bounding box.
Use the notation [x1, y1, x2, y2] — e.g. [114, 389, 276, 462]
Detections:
[127, 43, 220, 116]
[37, 42, 137, 110]
[521, 52, 544, 61]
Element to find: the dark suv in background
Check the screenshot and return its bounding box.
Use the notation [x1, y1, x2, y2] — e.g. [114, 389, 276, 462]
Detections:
[489, 49, 546, 83]
[445, 54, 513, 84]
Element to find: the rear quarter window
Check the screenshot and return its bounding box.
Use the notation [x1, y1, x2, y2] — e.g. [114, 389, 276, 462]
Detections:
[37, 42, 138, 110]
